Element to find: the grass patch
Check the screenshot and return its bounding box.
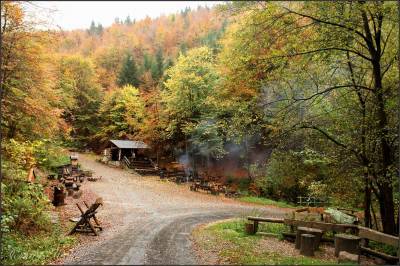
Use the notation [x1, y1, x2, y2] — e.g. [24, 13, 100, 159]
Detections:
[2, 223, 77, 265]
[368, 240, 398, 256]
[193, 219, 337, 265]
[238, 196, 295, 208]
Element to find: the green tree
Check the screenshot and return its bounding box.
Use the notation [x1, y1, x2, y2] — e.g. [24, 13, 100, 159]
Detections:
[142, 52, 153, 72]
[97, 85, 145, 143]
[57, 55, 103, 149]
[124, 15, 132, 25]
[117, 53, 140, 87]
[153, 48, 164, 81]
[87, 21, 103, 36]
[96, 23, 103, 35]
[161, 46, 219, 158]
[223, 1, 398, 234]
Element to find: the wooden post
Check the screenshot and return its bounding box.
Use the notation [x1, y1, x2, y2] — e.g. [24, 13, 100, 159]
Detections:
[300, 234, 315, 256]
[254, 220, 259, 233]
[245, 222, 255, 235]
[118, 149, 121, 161]
[334, 233, 361, 257]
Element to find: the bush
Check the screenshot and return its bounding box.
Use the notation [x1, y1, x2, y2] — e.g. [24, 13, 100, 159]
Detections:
[1, 139, 74, 264]
[3, 139, 70, 174]
[1, 181, 52, 234]
[255, 148, 331, 203]
[1, 226, 76, 265]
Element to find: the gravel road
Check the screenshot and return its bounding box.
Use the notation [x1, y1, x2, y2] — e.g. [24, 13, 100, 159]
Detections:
[59, 153, 289, 265]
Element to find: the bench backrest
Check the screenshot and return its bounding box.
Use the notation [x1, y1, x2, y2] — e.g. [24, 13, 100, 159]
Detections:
[284, 218, 358, 233]
[358, 226, 398, 247]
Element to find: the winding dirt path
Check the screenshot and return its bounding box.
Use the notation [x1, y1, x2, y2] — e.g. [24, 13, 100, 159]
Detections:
[59, 153, 289, 265]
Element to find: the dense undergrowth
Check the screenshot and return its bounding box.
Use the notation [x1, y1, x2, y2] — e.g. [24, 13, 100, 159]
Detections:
[1, 139, 75, 265]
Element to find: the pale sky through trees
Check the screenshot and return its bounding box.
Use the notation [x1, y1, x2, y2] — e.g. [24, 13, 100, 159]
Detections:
[26, 1, 223, 30]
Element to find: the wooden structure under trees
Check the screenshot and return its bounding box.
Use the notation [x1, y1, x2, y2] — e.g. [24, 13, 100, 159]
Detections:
[103, 140, 149, 163]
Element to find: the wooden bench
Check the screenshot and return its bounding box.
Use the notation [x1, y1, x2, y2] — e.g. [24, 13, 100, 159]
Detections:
[334, 233, 361, 257]
[246, 216, 284, 234]
[284, 218, 358, 234]
[244, 216, 399, 264]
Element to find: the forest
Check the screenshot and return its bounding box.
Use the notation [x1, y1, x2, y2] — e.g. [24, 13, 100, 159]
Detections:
[1, 1, 399, 264]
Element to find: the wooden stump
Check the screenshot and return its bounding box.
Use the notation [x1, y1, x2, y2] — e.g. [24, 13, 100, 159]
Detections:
[300, 234, 315, 257]
[295, 226, 323, 250]
[334, 233, 361, 257]
[245, 222, 256, 235]
[53, 187, 65, 206]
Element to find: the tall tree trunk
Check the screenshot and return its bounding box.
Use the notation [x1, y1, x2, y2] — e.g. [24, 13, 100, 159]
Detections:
[371, 198, 379, 230]
[361, 6, 396, 234]
[377, 182, 396, 234]
[364, 175, 372, 228]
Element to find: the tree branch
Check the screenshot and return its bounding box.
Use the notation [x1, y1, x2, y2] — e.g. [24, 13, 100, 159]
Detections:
[299, 124, 348, 149]
[262, 47, 372, 62]
[281, 6, 369, 44]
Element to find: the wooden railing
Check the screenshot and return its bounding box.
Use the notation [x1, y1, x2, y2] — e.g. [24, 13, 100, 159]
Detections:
[122, 156, 131, 168]
[148, 158, 158, 169]
[297, 196, 330, 207]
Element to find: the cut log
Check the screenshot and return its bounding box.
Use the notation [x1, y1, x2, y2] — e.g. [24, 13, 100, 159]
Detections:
[334, 233, 361, 257]
[300, 234, 315, 257]
[295, 226, 323, 250]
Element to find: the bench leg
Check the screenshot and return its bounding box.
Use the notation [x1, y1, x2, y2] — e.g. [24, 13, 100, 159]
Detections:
[254, 221, 259, 234]
[87, 219, 99, 236]
[245, 222, 255, 235]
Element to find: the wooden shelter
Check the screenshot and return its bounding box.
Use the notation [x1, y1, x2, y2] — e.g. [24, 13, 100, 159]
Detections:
[104, 140, 149, 162]
[70, 154, 79, 166]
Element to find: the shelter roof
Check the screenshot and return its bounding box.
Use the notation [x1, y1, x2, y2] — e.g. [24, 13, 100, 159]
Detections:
[110, 140, 149, 149]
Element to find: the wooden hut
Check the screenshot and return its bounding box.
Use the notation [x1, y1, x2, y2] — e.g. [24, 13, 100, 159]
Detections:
[104, 140, 149, 163]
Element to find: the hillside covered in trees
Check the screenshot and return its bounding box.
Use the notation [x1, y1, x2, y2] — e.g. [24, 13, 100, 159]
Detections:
[1, 3, 399, 262]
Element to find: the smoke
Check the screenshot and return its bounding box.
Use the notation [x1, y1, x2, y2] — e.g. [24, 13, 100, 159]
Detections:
[172, 116, 273, 182]
[178, 152, 192, 175]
